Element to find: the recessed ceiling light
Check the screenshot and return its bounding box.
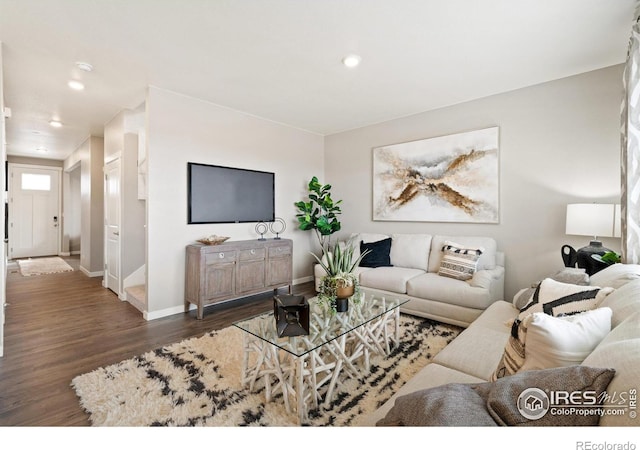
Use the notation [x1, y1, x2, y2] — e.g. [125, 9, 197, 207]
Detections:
[342, 54, 362, 68]
[49, 120, 62, 128]
[36, 147, 47, 153]
[68, 80, 85, 90]
[75, 61, 93, 72]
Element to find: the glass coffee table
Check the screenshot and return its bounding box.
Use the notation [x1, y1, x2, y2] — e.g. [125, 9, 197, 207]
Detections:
[233, 294, 408, 423]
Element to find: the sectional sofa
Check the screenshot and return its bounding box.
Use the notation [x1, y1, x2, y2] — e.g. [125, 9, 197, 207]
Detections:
[363, 263, 640, 427]
[314, 232, 505, 327]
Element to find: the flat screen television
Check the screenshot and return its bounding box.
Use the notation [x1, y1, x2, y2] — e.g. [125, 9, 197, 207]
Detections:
[187, 162, 275, 224]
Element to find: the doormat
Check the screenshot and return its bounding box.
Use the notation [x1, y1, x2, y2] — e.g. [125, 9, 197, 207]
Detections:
[17, 257, 74, 277]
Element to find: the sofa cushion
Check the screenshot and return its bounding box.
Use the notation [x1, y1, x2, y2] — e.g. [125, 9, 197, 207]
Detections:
[359, 267, 424, 294]
[389, 233, 431, 271]
[589, 263, 640, 289]
[468, 300, 518, 331]
[597, 278, 640, 328]
[520, 307, 612, 372]
[406, 273, 494, 310]
[437, 241, 484, 281]
[517, 278, 613, 322]
[428, 235, 497, 272]
[433, 323, 512, 380]
[581, 312, 640, 426]
[359, 237, 393, 268]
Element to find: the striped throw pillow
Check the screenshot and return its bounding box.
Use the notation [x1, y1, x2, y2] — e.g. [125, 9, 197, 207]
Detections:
[437, 241, 484, 281]
[517, 278, 614, 322]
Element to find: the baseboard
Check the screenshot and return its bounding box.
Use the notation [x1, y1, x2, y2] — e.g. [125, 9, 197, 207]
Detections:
[71, 251, 81, 255]
[59, 252, 70, 257]
[79, 266, 104, 277]
[293, 275, 313, 285]
[144, 304, 186, 321]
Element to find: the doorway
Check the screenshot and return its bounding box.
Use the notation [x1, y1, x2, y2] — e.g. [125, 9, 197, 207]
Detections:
[8, 164, 62, 259]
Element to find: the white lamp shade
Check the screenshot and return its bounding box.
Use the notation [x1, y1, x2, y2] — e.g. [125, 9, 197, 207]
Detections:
[566, 203, 618, 238]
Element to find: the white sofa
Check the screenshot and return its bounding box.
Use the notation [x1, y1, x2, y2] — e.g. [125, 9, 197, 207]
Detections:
[314, 233, 505, 328]
[363, 263, 640, 427]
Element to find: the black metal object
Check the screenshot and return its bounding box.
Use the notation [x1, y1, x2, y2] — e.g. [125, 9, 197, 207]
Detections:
[561, 244, 577, 267]
[273, 294, 309, 337]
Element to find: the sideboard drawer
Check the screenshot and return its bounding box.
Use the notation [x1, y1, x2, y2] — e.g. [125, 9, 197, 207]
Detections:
[269, 245, 291, 258]
[205, 250, 237, 265]
[239, 247, 266, 261]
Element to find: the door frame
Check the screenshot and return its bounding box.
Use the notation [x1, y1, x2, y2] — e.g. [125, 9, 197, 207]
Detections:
[7, 163, 62, 259]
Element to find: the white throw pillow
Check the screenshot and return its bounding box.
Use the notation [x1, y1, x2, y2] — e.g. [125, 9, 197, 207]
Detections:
[390, 234, 432, 271]
[520, 307, 612, 372]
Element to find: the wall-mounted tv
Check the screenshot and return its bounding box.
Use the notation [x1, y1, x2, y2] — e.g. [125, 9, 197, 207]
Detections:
[187, 162, 275, 224]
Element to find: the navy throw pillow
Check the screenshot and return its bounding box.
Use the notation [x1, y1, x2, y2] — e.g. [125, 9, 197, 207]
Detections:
[360, 238, 393, 268]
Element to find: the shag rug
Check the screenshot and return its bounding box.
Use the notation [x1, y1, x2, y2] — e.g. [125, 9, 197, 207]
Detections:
[71, 314, 462, 426]
[17, 256, 74, 276]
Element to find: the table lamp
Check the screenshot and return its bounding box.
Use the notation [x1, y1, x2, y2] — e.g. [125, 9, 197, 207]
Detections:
[565, 203, 620, 275]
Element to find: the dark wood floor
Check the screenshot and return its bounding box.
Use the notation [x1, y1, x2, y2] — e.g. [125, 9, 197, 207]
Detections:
[0, 256, 315, 426]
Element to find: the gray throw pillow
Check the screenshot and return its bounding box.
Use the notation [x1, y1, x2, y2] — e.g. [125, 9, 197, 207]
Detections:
[487, 365, 616, 426]
[377, 366, 615, 427]
[376, 383, 498, 426]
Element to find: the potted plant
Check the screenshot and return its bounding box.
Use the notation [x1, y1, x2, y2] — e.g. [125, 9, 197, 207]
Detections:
[311, 238, 370, 312]
[294, 176, 342, 253]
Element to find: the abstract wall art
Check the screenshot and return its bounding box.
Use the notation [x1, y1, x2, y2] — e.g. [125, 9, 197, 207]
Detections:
[373, 126, 499, 223]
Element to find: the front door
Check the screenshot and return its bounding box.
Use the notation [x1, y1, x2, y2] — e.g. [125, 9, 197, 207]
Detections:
[8, 164, 61, 259]
[104, 159, 121, 295]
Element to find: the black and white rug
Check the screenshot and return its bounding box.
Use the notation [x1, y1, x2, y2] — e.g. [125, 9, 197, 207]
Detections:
[71, 314, 461, 426]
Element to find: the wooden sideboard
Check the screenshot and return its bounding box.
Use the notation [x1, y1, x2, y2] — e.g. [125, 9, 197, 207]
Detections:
[185, 238, 293, 319]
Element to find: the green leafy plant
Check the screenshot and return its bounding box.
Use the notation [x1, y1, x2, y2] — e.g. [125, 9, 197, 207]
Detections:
[600, 251, 621, 265]
[294, 176, 342, 252]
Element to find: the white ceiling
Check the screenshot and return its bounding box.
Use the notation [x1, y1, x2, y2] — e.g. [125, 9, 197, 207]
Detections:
[0, 0, 636, 161]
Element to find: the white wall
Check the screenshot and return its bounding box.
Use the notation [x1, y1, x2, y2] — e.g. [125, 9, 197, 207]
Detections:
[104, 110, 146, 297]
[64, 136, 104, 275]
[324, 65, 624, 301]
[68, 167, 81, 253]
[145, 87, 324, 316]
[1, 42, 5, 357]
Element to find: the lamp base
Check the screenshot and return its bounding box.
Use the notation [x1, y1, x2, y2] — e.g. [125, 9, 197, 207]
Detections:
[576, 241, 610, 276]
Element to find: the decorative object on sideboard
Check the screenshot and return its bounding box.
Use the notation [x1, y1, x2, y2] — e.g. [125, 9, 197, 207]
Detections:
[255, 221, 268, 241]
[273, 294, 309, 337]
[564, 203, 621, 275]
[269, 217, 286, 239]
[196, 235, 230, 245]
[372, 126, 500, 223]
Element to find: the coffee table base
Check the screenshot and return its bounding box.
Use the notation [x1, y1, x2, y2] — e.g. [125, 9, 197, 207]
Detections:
[239, 304, 402, 423]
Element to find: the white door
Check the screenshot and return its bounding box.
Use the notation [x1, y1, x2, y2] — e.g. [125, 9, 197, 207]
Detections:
[8, 164, 61, 259]
[104, 159, 121, 295]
